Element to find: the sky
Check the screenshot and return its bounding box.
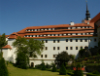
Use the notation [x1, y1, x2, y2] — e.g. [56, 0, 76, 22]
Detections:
[0, 0, 100, 35]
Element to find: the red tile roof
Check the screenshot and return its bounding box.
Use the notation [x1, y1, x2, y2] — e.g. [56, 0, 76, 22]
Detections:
[2, 45, 12, 49]
[90, 13, 100, 23]
[8, 13, 100, 39]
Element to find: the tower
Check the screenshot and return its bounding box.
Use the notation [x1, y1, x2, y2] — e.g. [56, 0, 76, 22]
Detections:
[85, 2, 91, 20]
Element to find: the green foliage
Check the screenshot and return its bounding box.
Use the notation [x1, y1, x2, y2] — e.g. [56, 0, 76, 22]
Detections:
[55, 51, 69, 67]
[72, 64, 83, 76]
[59, 63, 66, 75]
[92, 70, 100, 75]
[52, 64, 57, 72]
[41, 61, 46, 70]
[13, 36, 44, 69]
[45, 63, 51, 69]
[87, 73, 98, 76]
[0, 33, 7, 53]
[79, 48, 91, 58]
[13, 36, 44, 57]
[0, 54, 9, 76]
[16, 52, 29, 69]
[87, 71, 100, 76]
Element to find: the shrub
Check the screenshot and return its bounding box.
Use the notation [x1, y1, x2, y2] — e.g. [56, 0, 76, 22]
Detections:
[41, 61, 46, 70]
[45, 63, 51, 69]
[52, 64, 57, 72]
[87, 73, 96, 76]
[92, 70, 100, 75]
[16, 52, 29, 69]
[59, 63, 66, 75]
[0, 57, 9, 76]
[72, 64, 83, 76]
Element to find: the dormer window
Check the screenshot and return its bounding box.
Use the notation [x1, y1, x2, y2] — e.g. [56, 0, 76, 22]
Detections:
[48, 34, 50, 36]
[41, 29, 43, 31]
[68, 27, 70, 29]
[48, 28, 51, 30]
[52, 28, 55, 30]
[56, 34, 58, 36]
[35, 35, 37, 37]
[64, 34, 66, 36]
[68, 33, 70, 35]
[45, 29, 47, 31]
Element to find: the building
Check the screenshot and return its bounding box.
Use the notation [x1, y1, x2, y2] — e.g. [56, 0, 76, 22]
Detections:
[1, 4, 100, 67]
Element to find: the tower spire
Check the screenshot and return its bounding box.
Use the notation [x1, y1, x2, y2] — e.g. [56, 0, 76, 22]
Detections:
[85, 1, 90, 20]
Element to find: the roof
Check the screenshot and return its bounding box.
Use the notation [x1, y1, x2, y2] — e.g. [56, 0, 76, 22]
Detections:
[5, 35, 9, 38]
[8, 13, 100, 39]
[2, 45, 12, 49]
[17, 23, 94, 33]
[90, 13, 100, 23]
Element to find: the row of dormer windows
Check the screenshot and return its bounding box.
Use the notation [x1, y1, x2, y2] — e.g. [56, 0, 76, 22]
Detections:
[26, 26, 92, 32]
[24, 32, 94, 37]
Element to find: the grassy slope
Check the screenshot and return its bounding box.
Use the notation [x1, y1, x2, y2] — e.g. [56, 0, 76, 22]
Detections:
[7, 63, 69, 76]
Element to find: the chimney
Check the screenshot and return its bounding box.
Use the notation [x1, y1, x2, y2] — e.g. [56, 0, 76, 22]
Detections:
[70, 21, 74, 25]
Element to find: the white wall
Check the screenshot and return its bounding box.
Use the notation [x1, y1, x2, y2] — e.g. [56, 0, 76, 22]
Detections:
[2, 36, 98, 67]
[7, 39, 17, 63]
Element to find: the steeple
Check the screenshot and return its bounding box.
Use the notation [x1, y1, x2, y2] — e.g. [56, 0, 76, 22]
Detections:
[85, 1, 91, 20]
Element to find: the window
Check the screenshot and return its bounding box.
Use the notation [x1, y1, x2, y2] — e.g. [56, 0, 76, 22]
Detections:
[53, 55, 56, 58]
[53, 40, 56, 43]
[45, 40, 48, 43]
[45, 54, 47, 58]
[94, 38, 97, 42]
[85, 46, 88, 49]
[80, 39, 82, 42]
[70, 47, 73, 50]
[53, 47, 56, 50]
[85, 39, 87, 42]
[80, 46, 83, 49]
[57, 40, 60, 43]
[41, 55, 43, 58]
[66, 47, 68, 50]
[29, 52, 32, 57]
[33, 55, 36, 58]
[76, 39, 78, 42]
[70, 33, 72, 35]
[70, 39, 72, 42]
[57, 47, 60, 50]
[76, 47, 78, 50]
[66, 39, 68, 42]
[45, 47, 47, 50]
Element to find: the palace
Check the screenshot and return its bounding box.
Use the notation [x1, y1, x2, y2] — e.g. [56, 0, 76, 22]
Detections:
[1, 4, 100, 67]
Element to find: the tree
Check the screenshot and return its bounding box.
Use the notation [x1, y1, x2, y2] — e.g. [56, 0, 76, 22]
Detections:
[40, 60, 46, 70]
[52, 64, 57, 72]
[0, 52, 9, 76]
[27, 38, 44, 57]
[13, 36, 44, 69]
[0, 33, 7, 56]
[55, 51, 69, 67]
[59, 63, 66, 75]
[16, 51, 29, 69]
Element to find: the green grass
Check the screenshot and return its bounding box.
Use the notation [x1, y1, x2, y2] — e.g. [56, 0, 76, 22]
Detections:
[7, 63, 70, 76]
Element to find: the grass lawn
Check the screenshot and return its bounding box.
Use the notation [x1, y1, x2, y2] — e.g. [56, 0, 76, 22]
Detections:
[7, 63, 70, 76]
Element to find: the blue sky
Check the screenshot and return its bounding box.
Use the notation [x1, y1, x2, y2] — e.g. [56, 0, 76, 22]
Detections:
[0, 0, 100, 35]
